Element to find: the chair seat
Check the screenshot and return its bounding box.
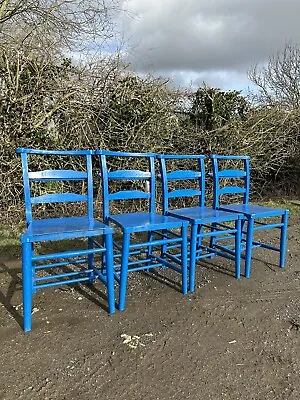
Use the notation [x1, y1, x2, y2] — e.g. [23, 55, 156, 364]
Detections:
[21, 216, 113, 243]
[167, 206, 242, 224]
[109, 212, 188, 233]
[219, 203, 288, 218]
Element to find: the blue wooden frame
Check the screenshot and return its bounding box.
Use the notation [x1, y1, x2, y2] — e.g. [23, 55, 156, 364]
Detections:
[210, 154, 289, 278]
[157, 154, 243, 291]
[17, 148, 115, 332]
[96, 150, 189, 311]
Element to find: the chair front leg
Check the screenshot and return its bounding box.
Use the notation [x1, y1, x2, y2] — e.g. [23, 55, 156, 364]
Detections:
[189, 224, 198, 292]
[119, 232, 131, 311]
[279, 211, 289, 268]
[181, 224, 188, 295]
[22, 241, 33, 332]
[235, 218, 242, 279]
[104, 233, 115, 314]
[245, 217, 254, 278]
[88, 236, 95, 283]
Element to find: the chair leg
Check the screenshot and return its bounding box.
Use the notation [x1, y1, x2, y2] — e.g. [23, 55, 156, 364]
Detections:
[279, 211, 289, 268]
[160, 229, 167, 267]
[189, 224, 198, 292]
[119, 232, 130, 311]
[245, 217, 254, 278]
[104, 233, 115, 314]
[88, 237, 95, 284]
[209, 223, 217, 259]
[181, 224, 188, 295]
[235, 218, 241, 279]
[146, 231, 154, 270]
[31, 243, 37, 294]
[22, 242, 33, 332]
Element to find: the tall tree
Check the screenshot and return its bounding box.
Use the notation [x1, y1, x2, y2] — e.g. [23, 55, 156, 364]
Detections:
[249, 44, 300, 109]
[0, 0, 120, 52]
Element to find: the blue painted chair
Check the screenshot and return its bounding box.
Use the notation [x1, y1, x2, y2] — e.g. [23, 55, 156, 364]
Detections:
[96, 150, 189, 311]
[157, 154, 243, 292]
[210, 155, 289, 278]
[17, 148, 115, 332]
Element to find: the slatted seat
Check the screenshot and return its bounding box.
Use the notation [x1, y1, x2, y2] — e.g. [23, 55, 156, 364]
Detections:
[157, 154, 243, 292]
[210, 155, 289, 278]
[96, 150, 189, 311]
[17, 148, 115, 332]
[109, 212, 188, 233]
[22, 216, 112, 242]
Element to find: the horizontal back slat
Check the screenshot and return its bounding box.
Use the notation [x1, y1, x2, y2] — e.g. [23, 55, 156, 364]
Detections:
[31, 193, 88, 204]
[157, 154, 206, 159]
[217, 170, 246, 178]
[219, 186, 246, 195]
[107, 170, 151, 180]
[109, 190, 151, 201]
[100, 150, 155, 157]
[17, 148, 92, 155]
[168, 189, 202, 199]
[210, 155, 250, 160]
[29, 170, 88, 181]
[166, 170, 202, 181]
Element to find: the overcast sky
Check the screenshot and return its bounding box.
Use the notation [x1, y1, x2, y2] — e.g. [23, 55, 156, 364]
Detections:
[117, 0, 300, 92]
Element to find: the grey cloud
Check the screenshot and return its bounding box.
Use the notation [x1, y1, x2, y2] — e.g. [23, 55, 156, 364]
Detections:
[118, 0, 300, 89]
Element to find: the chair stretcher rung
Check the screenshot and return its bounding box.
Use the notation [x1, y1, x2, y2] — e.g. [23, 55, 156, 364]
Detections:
[164, 252, 182, 265]
[252, 240, 280, 251]
[151, 255, 182, 273]
[197, 228, 237, 238]
[35, 258, 88, 270]
[129, 237, 181, 249]
[92, 239, 105, 248]
[35, 269, 93, 282]
[253, 223, 283, 231]
[33, 247, 105, 261]
[151, 229, 181, 238]
[34, 276, 90, 289]
[128, 262, 163, 272]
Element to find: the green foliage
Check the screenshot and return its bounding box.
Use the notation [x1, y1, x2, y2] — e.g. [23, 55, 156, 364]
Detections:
[190, 86, 250, 130]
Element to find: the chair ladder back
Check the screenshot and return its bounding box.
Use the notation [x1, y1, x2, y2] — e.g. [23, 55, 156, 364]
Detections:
[157, 154, 206, 214]
[17, 148, 94, 225]
[211, 155, 250, 208]
[98, 150, 156, 220]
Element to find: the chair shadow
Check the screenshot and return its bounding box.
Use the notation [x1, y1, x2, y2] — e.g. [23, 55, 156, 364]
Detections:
[198, 257, 236, 278]
[0, 260, 23, 329]
[0, 245, 113, 330]
[39, 241, 112, 313]
[142, 268, 184, 293]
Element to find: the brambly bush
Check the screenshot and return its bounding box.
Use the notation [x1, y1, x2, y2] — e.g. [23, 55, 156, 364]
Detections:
[0, 47, 299, 228]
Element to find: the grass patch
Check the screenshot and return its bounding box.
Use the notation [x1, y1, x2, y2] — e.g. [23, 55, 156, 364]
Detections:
[263, 199, 300, 217]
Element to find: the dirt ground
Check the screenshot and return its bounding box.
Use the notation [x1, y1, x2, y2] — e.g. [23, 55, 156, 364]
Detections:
[0, 218, 299, 400]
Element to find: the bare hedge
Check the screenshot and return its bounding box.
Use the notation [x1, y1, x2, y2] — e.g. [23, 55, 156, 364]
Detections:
[1, 49, 299, 228]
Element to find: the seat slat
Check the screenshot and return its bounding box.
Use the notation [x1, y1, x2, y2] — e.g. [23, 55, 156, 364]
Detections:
[168, 189, 202, 199]
[29, 170, 87, 181]
[109, 190, 151, 201]
[107, 170, 151, 180]
[166, 170, 201, 181]
[31, 193, 88, 204]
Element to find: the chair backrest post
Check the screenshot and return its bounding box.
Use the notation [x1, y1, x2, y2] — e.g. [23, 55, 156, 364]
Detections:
[20, 151, 33, 225]
[99, 153, 110, 223]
